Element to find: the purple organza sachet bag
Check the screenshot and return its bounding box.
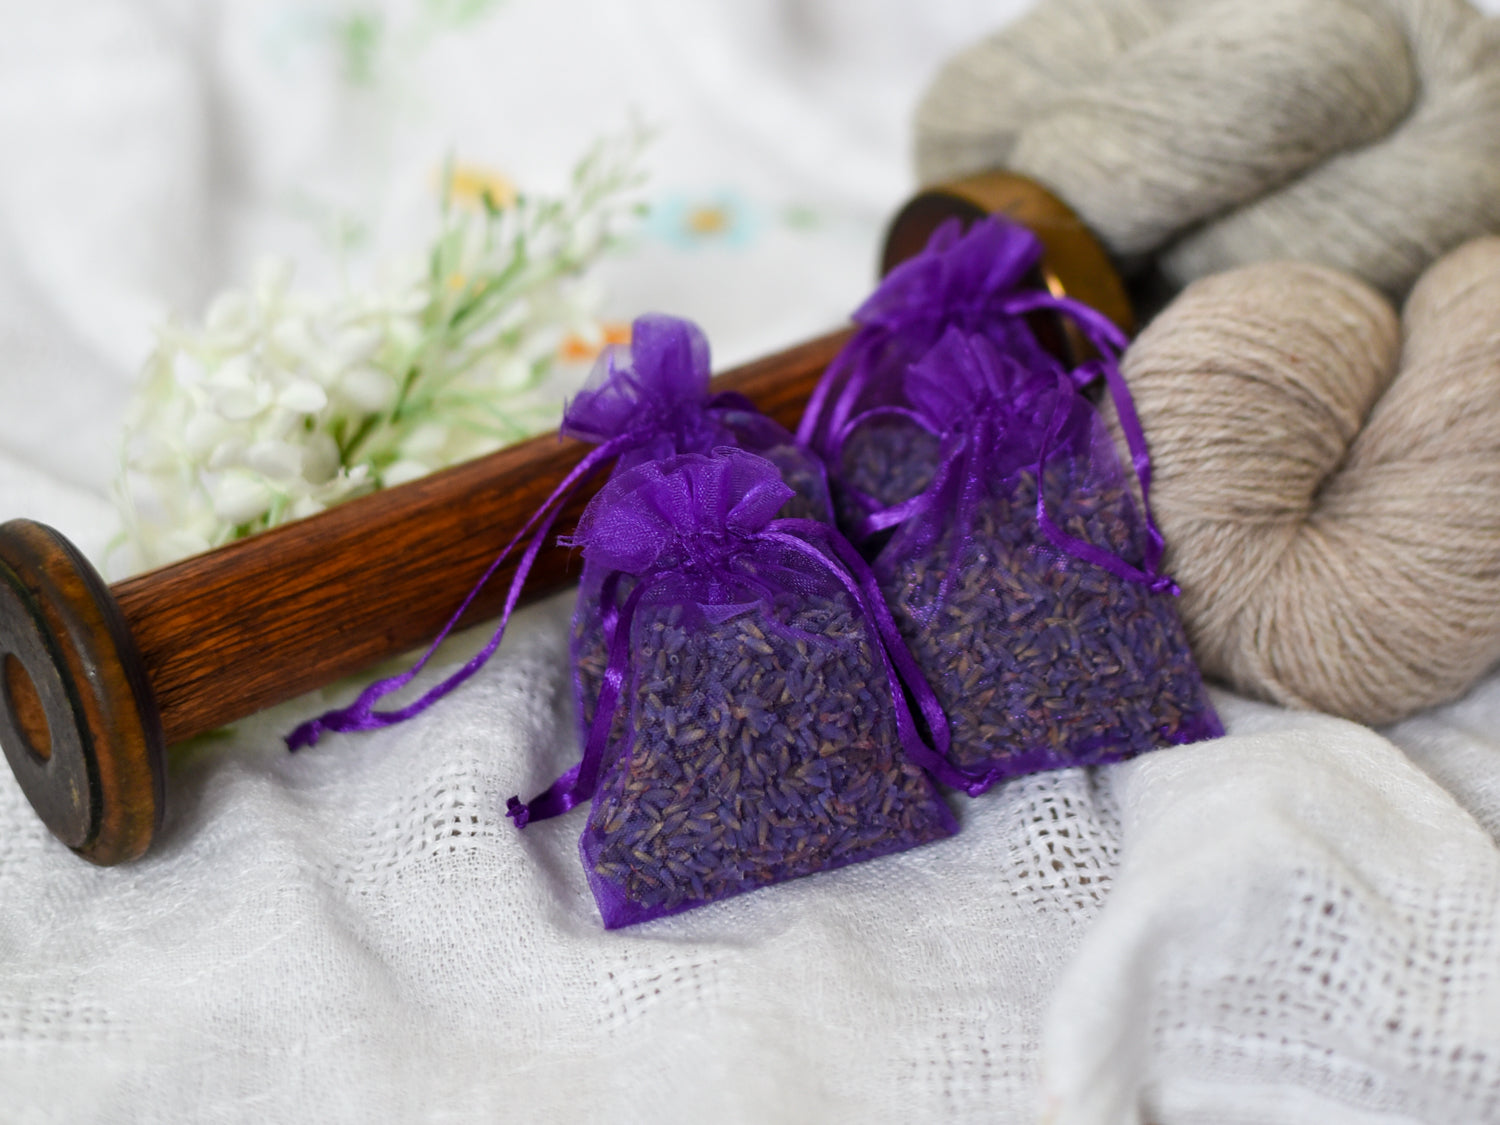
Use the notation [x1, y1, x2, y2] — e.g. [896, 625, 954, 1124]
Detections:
[563, 314, 831, 744]
[799, 216, 1222, 784]
[507, 449, 960, 929]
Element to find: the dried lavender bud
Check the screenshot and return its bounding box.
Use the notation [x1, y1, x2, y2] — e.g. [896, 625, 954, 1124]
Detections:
[581, 583, 957, 928]
[572, 576, 638, 738]
[874, 449, 1221, 776]
[764, 463, 831, 523]
[835, 420, 941, 531]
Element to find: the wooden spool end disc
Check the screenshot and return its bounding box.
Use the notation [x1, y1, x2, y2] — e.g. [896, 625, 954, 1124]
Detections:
[881, 170, 1135, 347]
[0, 520, 165, 864]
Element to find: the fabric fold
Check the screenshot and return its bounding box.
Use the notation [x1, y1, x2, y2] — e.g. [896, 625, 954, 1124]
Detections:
[1041, 697, 1500, 1125]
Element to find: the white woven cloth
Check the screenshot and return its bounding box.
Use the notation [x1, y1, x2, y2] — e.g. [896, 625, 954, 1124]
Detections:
[2, 2, 1499, 1122]
[1045, 694, 1500, 1124]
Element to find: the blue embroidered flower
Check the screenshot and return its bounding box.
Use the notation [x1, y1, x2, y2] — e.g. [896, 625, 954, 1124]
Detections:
[647, 191, 761, 250]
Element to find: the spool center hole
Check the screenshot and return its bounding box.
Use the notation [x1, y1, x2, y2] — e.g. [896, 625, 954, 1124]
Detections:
[3, 653, 51, 762]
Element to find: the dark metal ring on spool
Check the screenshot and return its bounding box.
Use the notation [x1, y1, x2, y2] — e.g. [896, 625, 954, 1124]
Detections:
[0, 171, 1131, 865]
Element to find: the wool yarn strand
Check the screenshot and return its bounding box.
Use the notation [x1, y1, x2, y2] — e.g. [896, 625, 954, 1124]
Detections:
[917, 0, 1500, 298]
[1010, 0, 1415, 259]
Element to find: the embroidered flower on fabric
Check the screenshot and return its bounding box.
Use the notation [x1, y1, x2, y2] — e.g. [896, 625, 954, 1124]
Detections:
[647, 190, 760, 250]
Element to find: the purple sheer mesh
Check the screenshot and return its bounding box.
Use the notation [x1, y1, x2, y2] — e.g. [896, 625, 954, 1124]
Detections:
[564, 314, 831, 749]
[799, 215, 1222, 786]
[512, 450, 957, 929]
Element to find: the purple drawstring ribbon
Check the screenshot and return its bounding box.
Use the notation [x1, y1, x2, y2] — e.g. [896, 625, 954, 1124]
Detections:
[285, 431, 638, 751]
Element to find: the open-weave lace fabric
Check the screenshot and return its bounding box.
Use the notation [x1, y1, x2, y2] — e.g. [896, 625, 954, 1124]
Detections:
[1, 594, 1497, 1122]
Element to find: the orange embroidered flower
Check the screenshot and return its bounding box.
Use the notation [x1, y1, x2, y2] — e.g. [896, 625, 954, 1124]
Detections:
[559, 321, 632, 363]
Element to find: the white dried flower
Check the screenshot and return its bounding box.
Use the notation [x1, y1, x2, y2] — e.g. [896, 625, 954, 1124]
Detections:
[112, 127, 649, 576]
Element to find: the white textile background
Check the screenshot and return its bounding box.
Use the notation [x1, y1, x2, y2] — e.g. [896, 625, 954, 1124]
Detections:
[1, 2, 1498, 1122]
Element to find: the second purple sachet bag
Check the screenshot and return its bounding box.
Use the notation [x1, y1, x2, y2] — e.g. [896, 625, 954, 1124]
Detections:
[800, 216, 1222, 784]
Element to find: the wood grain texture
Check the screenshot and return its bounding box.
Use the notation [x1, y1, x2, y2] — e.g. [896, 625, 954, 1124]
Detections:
[113, 328, 853, 746]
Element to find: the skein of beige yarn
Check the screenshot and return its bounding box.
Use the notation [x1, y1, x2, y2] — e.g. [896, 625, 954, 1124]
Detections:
[1120, 239, 1500, 725]
[915, 0, 1500, 299]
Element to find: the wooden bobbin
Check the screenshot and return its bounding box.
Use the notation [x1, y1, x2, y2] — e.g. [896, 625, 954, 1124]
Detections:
[0, 171, 1130, 864]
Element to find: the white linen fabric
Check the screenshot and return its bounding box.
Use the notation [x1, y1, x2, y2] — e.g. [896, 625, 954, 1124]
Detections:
[1044, 694, 1500, 1124]
[1, 2, 1497, 1123]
